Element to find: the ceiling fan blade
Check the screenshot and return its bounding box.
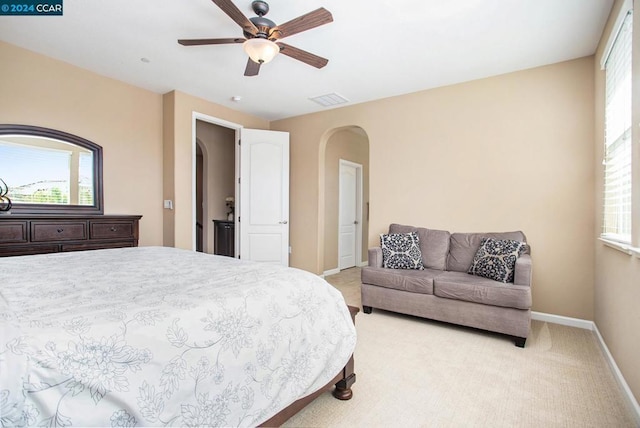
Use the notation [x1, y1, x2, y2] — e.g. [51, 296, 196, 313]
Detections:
[276, 42, 328, 69]
[178, 38, 245, 46]
[244, 58, 261, 76]
[211, 0, 258, 35]
[269, 8, 332, 39]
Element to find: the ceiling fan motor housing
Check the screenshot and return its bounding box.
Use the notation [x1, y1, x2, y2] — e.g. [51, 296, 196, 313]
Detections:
[245, 15, 276, 39]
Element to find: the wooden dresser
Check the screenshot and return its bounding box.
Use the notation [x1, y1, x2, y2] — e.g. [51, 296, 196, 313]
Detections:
[0, 214, 142, 257]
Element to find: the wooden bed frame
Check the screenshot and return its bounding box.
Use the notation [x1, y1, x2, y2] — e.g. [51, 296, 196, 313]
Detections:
[259, 305, 359, 427]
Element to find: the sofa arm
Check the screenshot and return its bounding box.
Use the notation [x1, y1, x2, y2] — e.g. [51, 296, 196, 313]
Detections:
[368, 247, 383, 268]
[514, 253, 532, 287]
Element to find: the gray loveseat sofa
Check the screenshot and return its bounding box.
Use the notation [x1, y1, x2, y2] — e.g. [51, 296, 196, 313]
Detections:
[361, 224, 532, 347]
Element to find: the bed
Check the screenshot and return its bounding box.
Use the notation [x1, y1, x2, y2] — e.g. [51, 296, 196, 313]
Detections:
[0, 246, 357, 427]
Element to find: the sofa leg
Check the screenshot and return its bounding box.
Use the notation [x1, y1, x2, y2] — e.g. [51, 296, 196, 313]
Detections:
[514, 337, 526, 348]
[363, 305, 373, 314]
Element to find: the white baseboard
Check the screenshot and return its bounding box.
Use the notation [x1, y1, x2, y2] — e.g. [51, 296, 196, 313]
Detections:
[322, 262, 367, 277]
[321, 268, 340, 278]
[592, 324, 640, 423]
[531, 311, 594, 330]
[532, 311, 640, 423]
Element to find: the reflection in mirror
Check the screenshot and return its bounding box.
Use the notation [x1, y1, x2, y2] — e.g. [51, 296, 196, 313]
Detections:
[0, 136, 94, 205]
[0, 125, 103, 214]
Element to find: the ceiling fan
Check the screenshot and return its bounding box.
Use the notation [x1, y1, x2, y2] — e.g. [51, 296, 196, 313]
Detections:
[178, 0, 333, 77]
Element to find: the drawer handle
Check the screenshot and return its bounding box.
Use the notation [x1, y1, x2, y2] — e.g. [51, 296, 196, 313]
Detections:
[110, 227, 118, 232]
[57, 228, 64, 233]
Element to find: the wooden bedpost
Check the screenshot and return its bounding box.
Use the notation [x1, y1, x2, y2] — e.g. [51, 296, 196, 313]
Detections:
[333, 305, 359, 400]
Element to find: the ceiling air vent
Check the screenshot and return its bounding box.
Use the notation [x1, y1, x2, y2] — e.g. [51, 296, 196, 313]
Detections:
[309, 93, 349, 107]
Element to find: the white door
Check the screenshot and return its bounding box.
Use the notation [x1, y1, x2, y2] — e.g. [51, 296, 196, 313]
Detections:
[339, 160, 362, 270]
[239, 128, 290, 266]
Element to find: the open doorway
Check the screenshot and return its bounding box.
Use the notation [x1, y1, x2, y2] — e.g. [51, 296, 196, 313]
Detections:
[194, 119, 236, 254]
[322, 127, 370, 275]
[191, 114, 290, 264]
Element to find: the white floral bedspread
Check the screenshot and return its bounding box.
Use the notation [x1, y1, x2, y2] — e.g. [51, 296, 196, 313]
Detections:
[0, 246, 356, 427]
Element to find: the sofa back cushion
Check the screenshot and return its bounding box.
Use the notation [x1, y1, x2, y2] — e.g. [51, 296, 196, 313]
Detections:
[389, 224, 450, 270]
[447, 231, 527, 272]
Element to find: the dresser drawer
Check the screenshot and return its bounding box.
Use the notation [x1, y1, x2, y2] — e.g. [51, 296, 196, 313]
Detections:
[0, 221, 28, 244]
[90, 221, 134, 239]
[31, 222, 87, 242]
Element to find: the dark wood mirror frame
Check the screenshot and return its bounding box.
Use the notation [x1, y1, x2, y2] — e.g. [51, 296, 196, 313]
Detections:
[0, 124, 104, 215]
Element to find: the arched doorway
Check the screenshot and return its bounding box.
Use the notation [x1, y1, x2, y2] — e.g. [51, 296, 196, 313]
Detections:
[320, 126, 370, 275]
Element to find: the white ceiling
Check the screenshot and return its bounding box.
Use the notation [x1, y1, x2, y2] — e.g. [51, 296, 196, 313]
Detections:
[0, 0, 613, 121]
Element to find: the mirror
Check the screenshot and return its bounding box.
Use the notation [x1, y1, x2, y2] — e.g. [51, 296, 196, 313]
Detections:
[0, 125, 103, 214]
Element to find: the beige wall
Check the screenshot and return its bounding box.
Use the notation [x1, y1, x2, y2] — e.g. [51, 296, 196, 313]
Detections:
[273, 57, 596, 321]
[323, 128, 370, 272]
[0, 41, 164, 246]
[594, 0, 640, 404]
[162, 90, 268, 250]
[162, 92, 176, 247]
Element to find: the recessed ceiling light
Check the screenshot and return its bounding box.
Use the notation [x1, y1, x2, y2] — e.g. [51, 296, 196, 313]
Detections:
[231, 96, 242, 102]
[309, 93, 349, 107]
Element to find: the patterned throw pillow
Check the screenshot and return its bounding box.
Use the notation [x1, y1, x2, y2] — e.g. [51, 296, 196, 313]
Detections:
[468, 237, 526, 283]
[380, 232, 424, 270]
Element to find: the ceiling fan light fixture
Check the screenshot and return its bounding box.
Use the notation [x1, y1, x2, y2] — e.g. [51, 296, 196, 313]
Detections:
[243, 38, 279, 64]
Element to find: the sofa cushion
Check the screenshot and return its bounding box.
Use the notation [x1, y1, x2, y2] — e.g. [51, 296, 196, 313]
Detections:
[468, 238, 526, 283]
[380, 232, 424, 270]
[389, 224, 450, 270]
[433, 271, 531, 309]
[447, 231, 526, 273]
[361, 266, 441, 295]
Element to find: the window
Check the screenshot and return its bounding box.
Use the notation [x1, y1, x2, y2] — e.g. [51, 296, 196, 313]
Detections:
[602, 9, 633, 244]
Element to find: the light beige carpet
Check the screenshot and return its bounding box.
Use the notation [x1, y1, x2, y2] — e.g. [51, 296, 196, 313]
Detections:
[283, 268, 639, 428]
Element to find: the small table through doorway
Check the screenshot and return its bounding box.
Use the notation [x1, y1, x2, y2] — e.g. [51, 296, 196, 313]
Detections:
[213, 219, 234, 257]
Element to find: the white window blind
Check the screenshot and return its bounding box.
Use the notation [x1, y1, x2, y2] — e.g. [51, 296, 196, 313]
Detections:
[603, 10, 633, 243]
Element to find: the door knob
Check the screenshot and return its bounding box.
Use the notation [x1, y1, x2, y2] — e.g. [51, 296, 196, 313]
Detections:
[279, 220, 288, 224]
[354, 221, 359, 225]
